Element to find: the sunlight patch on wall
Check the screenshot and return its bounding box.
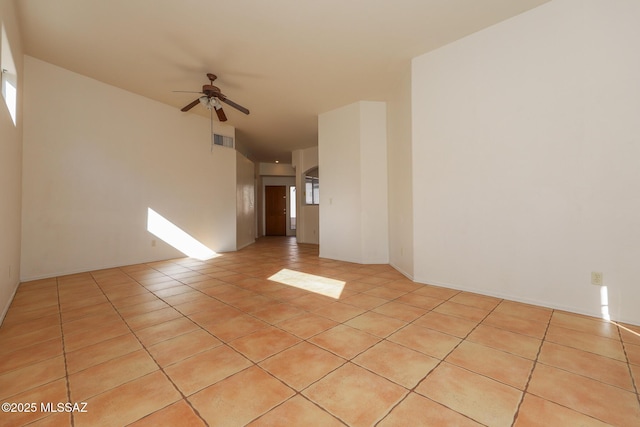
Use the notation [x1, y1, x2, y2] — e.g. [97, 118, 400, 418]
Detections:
[600, 285, 610, 321]
[147, 207, 218, 260]
[268, 268, 345, 299]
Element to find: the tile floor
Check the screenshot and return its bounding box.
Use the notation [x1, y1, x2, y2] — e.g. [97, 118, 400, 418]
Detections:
[1, 237, 639, 426]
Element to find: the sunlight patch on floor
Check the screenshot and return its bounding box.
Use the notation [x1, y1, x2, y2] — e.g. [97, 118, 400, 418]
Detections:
[147, 207, 219, 260]
[268, 268, 345, 299]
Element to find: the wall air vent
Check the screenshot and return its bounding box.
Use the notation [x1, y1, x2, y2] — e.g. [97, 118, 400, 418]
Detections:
[212, 133, 234, 149]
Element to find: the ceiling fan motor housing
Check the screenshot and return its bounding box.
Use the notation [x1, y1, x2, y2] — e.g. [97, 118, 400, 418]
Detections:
[203, 85, 220, 96]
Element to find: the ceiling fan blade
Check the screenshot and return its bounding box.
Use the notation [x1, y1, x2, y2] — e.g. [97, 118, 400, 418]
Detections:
[181, 98, 201, 112]
[215, 107, 227, 122]
[219, 96, 250, 115]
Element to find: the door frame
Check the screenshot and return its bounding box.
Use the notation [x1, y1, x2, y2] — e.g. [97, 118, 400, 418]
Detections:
[260, 176, 296, 237]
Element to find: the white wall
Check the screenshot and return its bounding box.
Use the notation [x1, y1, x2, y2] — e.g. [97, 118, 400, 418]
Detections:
[0, 0, 23, 322]
[412, 0, 640, 325]
[387, 63, 414, 278]
[21, 56, 239, 280]
[359, 102, 389, 263]
[291, 147, 319, 244]
[319, 101, 389, 264]
[319, 103, 361, 260]
[236, 152, 256, 249]
[258, 162, 295, 177]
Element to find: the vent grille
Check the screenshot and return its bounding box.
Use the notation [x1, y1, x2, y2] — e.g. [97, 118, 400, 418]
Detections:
[213, 134, 234, 148]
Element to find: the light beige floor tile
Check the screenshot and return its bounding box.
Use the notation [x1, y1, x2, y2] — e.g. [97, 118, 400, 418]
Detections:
[276, 312, 339, 338]
[0, 337, 63, 375]
[304, 363, 407, 427]
[545, 324, 626, 361]
[147, 328, 221, 367]
[165, 345, 252, 396]
[259, 342, 345, 391]
[128, 400, 206, 427]
[344, 311, 406, 337]
[538, 341, 634, 390]
[527, 363, 640, 427]
[69, 349, 158, 401]
[134, 316, 199, 347]
[379, 392, 483, 427]
[387, 324, 461, 359]
[309, 324, 380, 359]
[416, 362, 522, 427]
[189, 366, 295, 427]
[353, 340, 438, 388]
[467, 324, 542, 360]
[248, 395, 344, 427]
[0, 355, 66, 400]
[414, 311, 478, 338]
[514, 393, 611, 427]
[445, 341, 534, 389]
[74, 371, 181, 427]
[0, 379, 68, 427]
[228, 326, 301, 362]
[66, 333, 141, 374]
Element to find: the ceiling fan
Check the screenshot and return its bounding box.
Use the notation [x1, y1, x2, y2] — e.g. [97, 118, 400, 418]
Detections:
[178, 73, 250, 122]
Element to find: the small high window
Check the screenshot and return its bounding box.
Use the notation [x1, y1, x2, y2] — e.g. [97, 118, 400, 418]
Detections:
[1, 25, 17, 126]
[2, 74, 16, 125]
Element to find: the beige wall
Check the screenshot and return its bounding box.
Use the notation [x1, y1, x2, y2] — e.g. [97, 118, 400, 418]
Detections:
[386, 63, 414, 278]
[0, 0, 23, 321]
[236, 152, 256, 249]
[412, 0, 640, 324]
[319, 101, 389, 264]
[21, 56, 239, 279]
[258, 162, 295, 177]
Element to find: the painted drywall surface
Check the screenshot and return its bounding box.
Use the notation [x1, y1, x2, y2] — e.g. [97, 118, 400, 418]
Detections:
[359, 102, 389, 264]
[292, 147, 319, 244]
[386, 62, 414, 278]
[259, 162, 295, 177]
[261, 176, 296, 237]
[319, 101, 389, 264]
[0, 0, 23, 322]
[21, 56, 238, 280]
[319, 103, 362, 262]
[412, 0, 640, 324]
[236, 152, 256, 250]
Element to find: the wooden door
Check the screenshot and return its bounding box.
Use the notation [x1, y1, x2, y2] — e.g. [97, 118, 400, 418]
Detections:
[265, 186, 287, 236]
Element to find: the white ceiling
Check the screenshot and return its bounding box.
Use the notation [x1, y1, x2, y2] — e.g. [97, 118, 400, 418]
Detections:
[17, 0, 549, 163]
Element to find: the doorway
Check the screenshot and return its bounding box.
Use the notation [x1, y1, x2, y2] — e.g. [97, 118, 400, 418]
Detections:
[265, 185, 287, 236]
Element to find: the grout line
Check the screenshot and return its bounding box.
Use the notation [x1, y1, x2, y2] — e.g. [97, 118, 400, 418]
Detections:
[89, 270, 211, 427]
[375, 295, 502, 426]
[161, 252, 401, 425]
[510, 308, 553, 426]
[55, 277, 75, 427]
[12, 238, 639, 426]
[617, 323, 640, 406]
